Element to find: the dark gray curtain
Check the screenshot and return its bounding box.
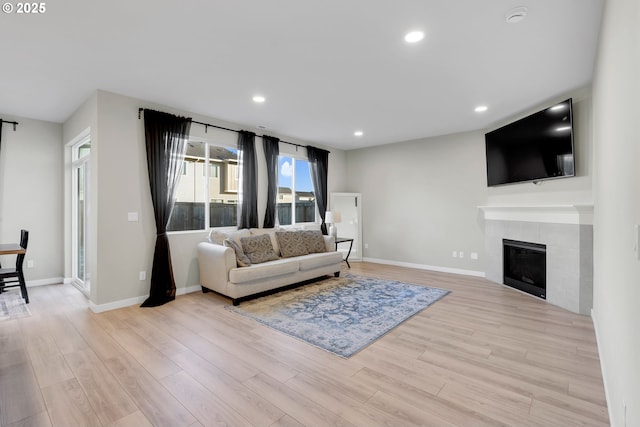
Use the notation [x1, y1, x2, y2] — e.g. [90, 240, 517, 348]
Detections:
[238, 130, 258, 229]
[262, 135, 280, 228]
[306, 146, 330, 235]
[141, 109, 192, 307]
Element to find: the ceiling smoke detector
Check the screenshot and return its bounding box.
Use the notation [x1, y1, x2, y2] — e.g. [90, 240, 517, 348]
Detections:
[505, 7, 528, 23]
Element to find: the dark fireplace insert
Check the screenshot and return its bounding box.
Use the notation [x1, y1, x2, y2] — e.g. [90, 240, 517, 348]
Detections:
[503, 239, 546, 299]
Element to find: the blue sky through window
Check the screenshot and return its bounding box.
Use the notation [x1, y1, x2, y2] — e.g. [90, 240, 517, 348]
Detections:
[279, 157, 313, 192]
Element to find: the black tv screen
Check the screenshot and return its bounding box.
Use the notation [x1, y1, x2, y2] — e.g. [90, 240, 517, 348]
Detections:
[485, 98, 575, 186]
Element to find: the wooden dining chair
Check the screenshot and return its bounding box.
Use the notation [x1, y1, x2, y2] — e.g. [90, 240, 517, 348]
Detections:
[0, 229, 30, 303]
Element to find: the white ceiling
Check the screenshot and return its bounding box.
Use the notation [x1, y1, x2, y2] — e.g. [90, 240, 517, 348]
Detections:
[0, 0, 603, 150]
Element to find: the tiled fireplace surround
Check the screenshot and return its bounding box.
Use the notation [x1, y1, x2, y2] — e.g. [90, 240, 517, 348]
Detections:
[480, 205, 594, 315]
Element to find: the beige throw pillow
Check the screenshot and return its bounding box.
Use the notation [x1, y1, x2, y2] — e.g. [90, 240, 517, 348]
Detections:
[223, 238, 251, 267]
[300, 230, 326, 254]
[240, 234, 279, 264]
[276, 231, 309, 258]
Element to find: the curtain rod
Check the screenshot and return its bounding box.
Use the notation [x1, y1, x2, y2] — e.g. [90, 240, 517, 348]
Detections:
[138, 108, 328, 153]
[0, 120, 19, 131]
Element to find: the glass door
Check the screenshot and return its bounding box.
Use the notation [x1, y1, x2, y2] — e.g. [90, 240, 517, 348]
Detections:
[72, 138, 91, 292]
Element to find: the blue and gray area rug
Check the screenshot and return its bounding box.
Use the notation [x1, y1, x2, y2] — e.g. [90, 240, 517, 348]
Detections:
[0, 291, 31, 321]
[228, 274, 450, 358]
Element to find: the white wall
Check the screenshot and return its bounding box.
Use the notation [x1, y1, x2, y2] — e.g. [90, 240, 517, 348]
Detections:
[0, 114, 64, 285]
[346, 131, 487, 274]
[591, 0, 640, 426]
[63, 90, 348, 308]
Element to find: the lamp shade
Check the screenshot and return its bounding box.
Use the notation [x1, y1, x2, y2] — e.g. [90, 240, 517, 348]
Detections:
[325, 211, 341, 224]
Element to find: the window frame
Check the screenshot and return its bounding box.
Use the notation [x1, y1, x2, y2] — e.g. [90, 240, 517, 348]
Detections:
[277, 154, 318, 226]
[168, 137, 239, 233]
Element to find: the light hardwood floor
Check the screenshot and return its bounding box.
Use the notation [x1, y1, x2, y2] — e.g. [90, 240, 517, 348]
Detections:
[0, 262, 609, 427]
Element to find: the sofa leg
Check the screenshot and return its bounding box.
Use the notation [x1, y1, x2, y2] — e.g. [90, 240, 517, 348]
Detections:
[334, 271, 340, 277]
[201, 286, 210, 293]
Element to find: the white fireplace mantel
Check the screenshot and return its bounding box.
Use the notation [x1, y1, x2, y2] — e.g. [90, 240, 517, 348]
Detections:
[478, 204, 594, 225]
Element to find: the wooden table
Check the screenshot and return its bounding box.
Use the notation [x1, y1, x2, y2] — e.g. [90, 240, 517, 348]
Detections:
[0, 244, 25, 255]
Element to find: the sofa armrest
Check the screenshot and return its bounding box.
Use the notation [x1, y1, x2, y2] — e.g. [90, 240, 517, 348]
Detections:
[197, 242, 236, 293]
[323, 235, 335, 252]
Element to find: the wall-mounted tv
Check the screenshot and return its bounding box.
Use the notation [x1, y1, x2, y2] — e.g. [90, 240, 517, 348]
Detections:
[485, 98, 575, 187]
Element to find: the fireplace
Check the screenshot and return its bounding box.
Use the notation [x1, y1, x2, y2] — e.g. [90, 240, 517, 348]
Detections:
[503, 239, 546, 299]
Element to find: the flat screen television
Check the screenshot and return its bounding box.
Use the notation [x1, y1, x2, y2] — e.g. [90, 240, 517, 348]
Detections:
[485, 98, 575, 186]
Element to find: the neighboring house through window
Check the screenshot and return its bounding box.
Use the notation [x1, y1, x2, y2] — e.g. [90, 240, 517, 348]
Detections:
[168, 140, 239, 231]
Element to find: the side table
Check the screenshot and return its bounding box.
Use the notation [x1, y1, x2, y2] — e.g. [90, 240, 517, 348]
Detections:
[334, 237, 354, 268]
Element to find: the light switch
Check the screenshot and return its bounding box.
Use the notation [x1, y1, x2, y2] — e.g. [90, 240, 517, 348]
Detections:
[128, 212, 139, 222]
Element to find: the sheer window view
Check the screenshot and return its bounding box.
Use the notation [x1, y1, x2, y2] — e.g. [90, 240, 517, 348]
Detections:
[168, 141, 238, 231]
[277, 156, 316, 225]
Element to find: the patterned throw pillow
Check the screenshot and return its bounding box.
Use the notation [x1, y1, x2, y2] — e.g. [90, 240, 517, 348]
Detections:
[300, 230, 326, 253]
[240, 234, 279, 264]
[223, 238, 251, 267]
[276, 231, 309, 258]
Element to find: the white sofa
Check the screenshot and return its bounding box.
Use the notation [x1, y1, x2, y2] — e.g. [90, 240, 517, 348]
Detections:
[197, 228, 343, 305]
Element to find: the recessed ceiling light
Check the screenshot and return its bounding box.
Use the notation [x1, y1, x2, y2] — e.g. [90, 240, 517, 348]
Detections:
[475, 105, 488, 113]
[252, 95, 266, 103]
[505, 7, 528, 24]
[404, 31, 424, 43]
[354, 131, 364, 137]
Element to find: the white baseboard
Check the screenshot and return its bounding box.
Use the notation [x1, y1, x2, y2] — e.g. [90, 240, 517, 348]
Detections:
[89, 284, 203, 313]
[363, 257, 486, 278]
[26, 277, 65, 287]
[591, 308, 614, 426]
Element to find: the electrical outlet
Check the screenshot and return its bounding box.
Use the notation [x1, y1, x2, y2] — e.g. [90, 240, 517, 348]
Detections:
[365, 243, 369, 249]
[471, 252, 479, 260]
[27, 259, 34, 268]
[459, 251, 464, 259]
[139, 271, 146, 281]
[452, 251, 458, 258]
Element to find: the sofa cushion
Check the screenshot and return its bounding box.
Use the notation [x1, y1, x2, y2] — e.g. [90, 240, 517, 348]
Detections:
[298, 251, 344, 271]
[209, 228, 250, 246]
[250, 228, 281, 256]
[241, 234, 279, 264]
[229, 258, 300, 284]
[300, 230, 326, 254]
[208, 229, 228, 245]
[223, 238, 251, 267]
[276, 231, 309, 258]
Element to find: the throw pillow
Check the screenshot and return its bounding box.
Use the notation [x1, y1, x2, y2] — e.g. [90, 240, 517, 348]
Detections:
[300, 230, 326, 253]
[223, 238, 251, 267]
[276, 231, 309, 258]
[250, 228, 281, 257]
[240, 234, 279, 264]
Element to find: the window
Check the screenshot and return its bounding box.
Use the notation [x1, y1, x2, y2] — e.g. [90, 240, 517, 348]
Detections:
[72, 136, 91, 291]
[168, 141, 238, 231]
[277, 156, 316, 225]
